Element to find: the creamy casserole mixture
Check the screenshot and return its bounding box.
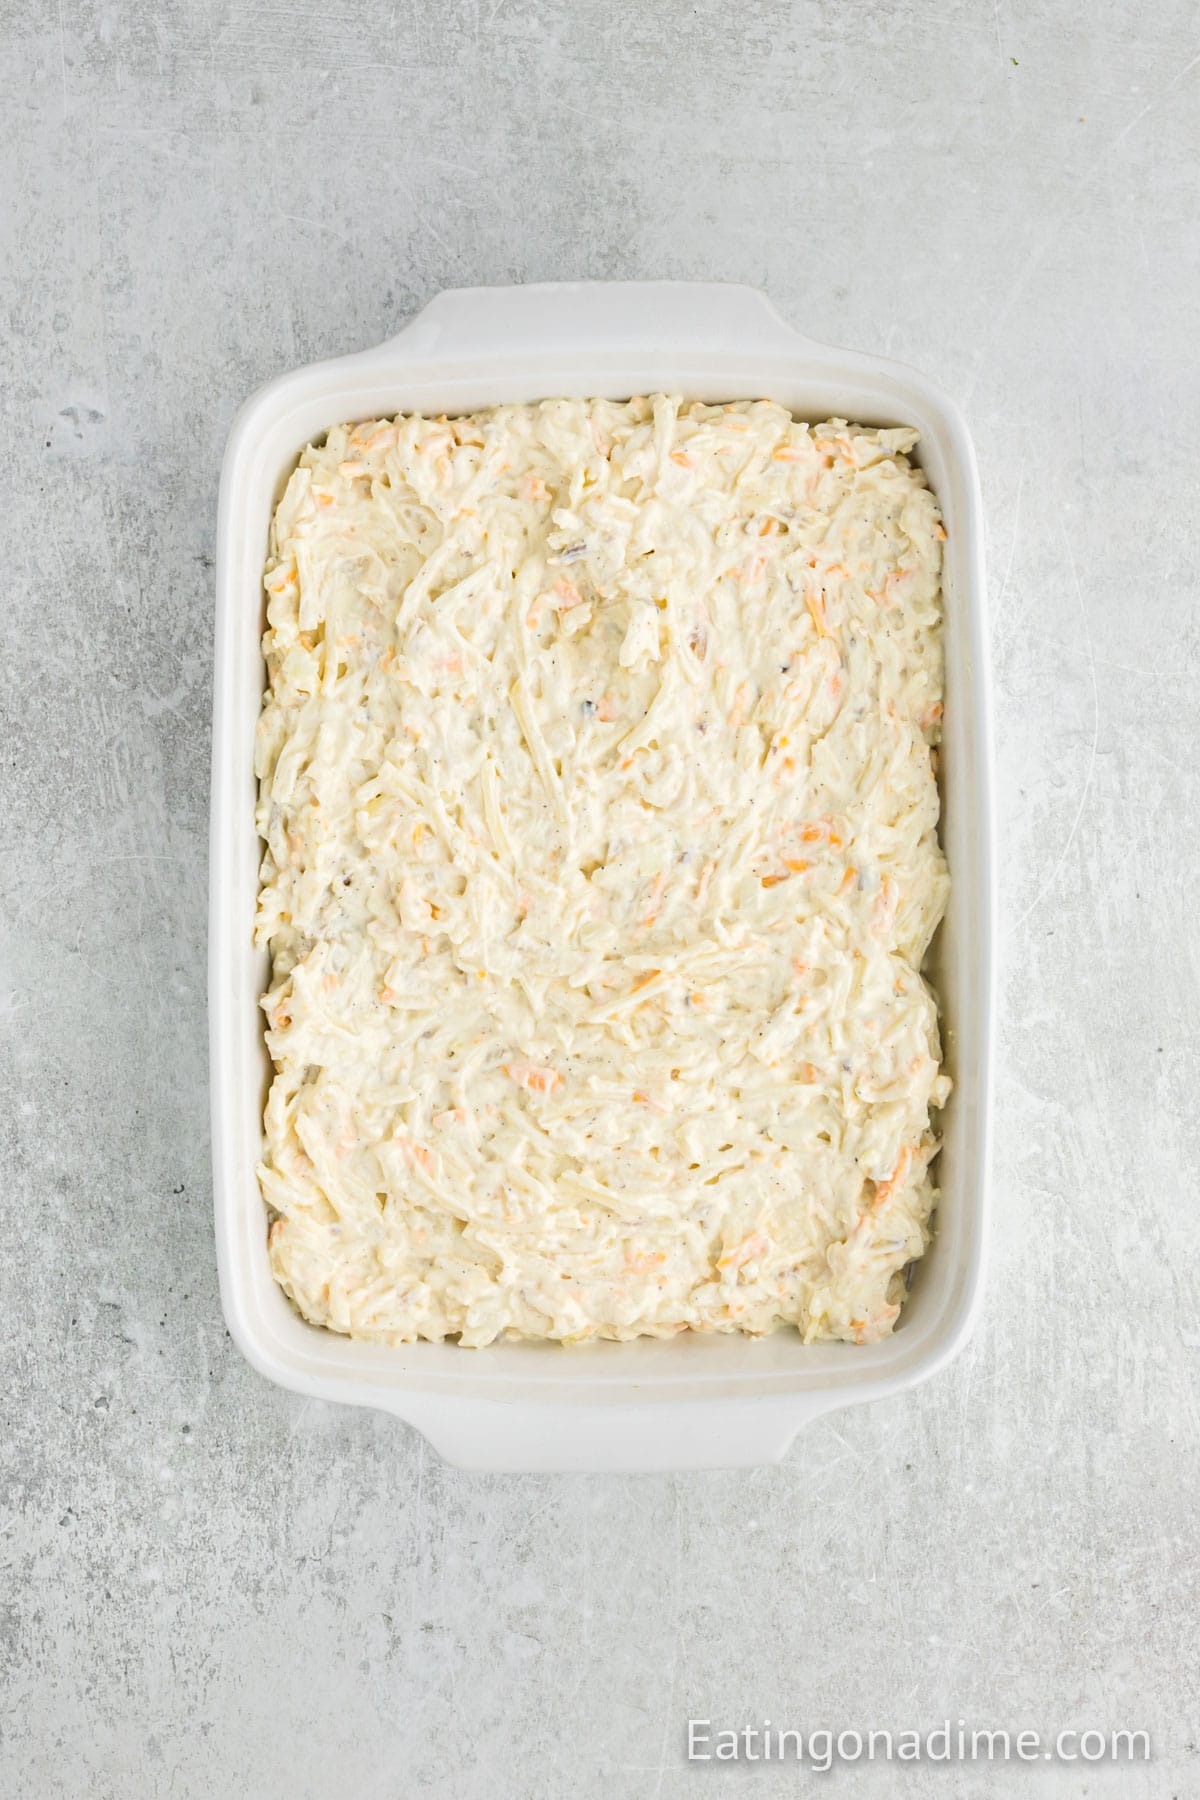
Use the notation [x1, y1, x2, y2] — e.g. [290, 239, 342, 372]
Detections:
[255, 395, 950, 1347]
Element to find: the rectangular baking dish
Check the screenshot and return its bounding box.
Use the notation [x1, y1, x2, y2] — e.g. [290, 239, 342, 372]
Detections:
[210, 281, 993, 1472]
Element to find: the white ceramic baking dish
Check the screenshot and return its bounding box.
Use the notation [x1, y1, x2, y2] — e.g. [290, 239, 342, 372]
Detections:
[210, 281, 993, 1473]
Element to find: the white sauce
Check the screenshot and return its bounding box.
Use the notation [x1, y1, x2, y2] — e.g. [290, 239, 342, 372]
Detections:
[255, 396, 950, 1346]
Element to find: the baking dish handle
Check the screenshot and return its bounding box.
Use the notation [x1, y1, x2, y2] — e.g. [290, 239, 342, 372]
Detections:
[370, 281, 822, 364]
[391, 1393, 842, 1474]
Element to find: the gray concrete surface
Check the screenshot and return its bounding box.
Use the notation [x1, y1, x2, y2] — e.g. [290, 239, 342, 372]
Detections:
[2, 1, 1198, 1795]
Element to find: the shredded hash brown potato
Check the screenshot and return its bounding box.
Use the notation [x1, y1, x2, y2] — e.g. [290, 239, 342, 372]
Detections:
[255, 396, 950, 1346]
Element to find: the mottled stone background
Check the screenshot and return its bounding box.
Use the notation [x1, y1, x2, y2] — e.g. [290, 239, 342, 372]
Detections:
[2, 2, 1197, 1795]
